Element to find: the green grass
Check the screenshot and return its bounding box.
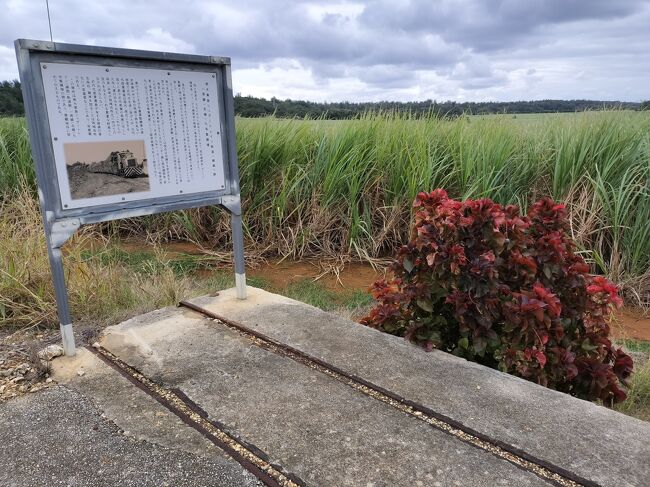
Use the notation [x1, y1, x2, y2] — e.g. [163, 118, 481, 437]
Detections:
[618, 339, 650, 355]
[343, 289, 375, 309]
[82, 243, 368, 314]
[283, 280, 338, 310]
[616, 359, 650, 421]
[279, 279, 374, 317]
[0, 117, 35, 195]
[84, 244, 370, 312]
[612, 338, 650, 421]
[81, 247, 218, 276]
[1, 110, 650, 318]
[84, 243, 372, 313]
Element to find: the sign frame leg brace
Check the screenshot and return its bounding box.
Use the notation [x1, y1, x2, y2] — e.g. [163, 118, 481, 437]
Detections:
[42, 200, 246, 357]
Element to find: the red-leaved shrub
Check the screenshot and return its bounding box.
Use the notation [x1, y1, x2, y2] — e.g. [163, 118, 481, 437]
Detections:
[361, 189, 633, 404]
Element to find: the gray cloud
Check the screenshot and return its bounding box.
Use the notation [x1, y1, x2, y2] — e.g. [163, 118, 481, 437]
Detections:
[360, 0, 647, 51]
[1, 0, 649, 101]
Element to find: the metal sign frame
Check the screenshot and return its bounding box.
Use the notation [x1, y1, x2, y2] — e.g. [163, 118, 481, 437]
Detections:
[15, 39, 247, 356]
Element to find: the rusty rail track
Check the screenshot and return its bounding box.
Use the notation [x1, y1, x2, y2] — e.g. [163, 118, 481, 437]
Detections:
[88, 345, 305, 487]
[179, 299, 600, 487]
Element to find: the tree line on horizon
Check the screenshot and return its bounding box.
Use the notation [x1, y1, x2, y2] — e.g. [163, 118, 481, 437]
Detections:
[235, 95, 646, 119]
[1, 79, 648, 118]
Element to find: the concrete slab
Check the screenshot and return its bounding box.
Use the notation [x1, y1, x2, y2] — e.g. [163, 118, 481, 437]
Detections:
[185, 288, 650, 487]
[0, 386, 261, 487]
[99, 297, 550, 486]
[52, 347, 225, 458]
[33, 287, 646, 486]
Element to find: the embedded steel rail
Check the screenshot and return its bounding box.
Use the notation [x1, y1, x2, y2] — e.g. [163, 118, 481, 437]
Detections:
[88, 345, 305, 487]
[179, 299, 600, 487]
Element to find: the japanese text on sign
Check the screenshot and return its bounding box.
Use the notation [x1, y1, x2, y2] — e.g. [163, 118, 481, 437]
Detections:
[41, 62, 226, 209]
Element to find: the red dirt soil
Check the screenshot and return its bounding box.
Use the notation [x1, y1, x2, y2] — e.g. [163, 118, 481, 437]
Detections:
[248, 259, 385, 292]
[610, 309, 650, 341]
[115, 239, 650, 341]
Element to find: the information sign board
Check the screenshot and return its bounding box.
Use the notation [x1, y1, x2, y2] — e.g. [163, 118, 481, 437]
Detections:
[41, 62, 227, 209]
[15, 39, 247, 356]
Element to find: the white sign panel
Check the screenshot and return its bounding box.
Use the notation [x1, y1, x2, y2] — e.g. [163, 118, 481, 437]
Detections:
[41, 62, 226, 209]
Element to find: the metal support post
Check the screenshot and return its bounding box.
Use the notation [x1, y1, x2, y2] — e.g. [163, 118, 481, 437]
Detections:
[46, 243, 76, 356]
[231, 213, 247, 299]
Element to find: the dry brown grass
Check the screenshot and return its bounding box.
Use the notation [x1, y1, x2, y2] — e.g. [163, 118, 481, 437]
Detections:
[0, 188, 204, 329]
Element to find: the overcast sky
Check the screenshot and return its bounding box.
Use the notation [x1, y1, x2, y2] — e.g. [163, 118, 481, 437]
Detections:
[1, 0, 648, 102]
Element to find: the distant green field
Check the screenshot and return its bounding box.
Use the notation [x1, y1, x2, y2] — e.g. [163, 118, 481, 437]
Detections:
[1, 111, 649, 302]
[470, 110, 641, 123]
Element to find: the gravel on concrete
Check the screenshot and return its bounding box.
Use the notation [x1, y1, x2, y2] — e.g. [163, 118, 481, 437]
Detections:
[101, 302, 551, 487]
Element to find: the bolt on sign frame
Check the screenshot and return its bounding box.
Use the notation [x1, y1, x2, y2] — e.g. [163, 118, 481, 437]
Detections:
[15, 39, 247, 357]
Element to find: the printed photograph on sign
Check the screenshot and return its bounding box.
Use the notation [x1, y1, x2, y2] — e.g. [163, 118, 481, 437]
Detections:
[63, 140, 150, 200]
